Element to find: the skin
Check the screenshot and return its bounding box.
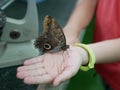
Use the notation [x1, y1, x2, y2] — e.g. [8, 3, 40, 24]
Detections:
[17, 46, 88, 86]
[17, 0, 120, 87]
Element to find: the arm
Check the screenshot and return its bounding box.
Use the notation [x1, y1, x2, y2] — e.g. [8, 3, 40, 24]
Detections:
[64, 0, 97, 44]
[64, 0, 120, 64]
[16, 39, 120, 86]
[87, 38, 120, 64]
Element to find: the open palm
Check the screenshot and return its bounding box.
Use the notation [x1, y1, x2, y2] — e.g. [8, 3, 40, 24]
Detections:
[17, 46, 83, 86]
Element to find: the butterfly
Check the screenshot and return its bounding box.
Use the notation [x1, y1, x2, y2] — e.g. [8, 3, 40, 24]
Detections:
[34, 15, 69, 54]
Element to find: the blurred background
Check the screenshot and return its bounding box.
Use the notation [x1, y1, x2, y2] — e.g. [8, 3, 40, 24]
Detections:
[0, 0, 104, 90]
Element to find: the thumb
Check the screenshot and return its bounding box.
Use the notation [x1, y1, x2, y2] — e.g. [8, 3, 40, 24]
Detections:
[53, 66, 78, 86]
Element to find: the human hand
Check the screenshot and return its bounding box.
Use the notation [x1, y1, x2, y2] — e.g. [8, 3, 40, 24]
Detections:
[17, 46, 88, 86]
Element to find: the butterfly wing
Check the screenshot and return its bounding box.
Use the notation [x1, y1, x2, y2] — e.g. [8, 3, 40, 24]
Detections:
[34, 15, 69, 54]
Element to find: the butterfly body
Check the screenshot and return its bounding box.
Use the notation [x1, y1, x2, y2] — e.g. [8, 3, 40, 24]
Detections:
[34, 15, 69, 54]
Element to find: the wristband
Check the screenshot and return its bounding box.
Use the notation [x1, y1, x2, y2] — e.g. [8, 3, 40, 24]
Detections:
[75, 43, 96, 71]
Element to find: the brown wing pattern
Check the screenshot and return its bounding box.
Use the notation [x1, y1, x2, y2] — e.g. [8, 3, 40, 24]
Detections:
[34, 15, 69, 54]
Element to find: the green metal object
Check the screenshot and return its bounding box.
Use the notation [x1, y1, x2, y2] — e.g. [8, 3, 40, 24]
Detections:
[0, 0, 39, 68]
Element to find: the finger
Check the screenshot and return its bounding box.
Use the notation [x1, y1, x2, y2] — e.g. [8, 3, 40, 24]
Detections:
[17, 68, 47, 79]
[17, 63, 44, 72]
[24, 56, 43, 65]
[53, 66, 77, 86]
[23, 74, 53, 84]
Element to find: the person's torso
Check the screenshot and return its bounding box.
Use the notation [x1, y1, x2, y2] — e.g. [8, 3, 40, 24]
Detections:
[94, 0, 120, 89]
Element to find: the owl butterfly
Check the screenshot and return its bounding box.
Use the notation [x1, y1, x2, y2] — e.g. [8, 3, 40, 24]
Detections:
[34, 15, 69, 54]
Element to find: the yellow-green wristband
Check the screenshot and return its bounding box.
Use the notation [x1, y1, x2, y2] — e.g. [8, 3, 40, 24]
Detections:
[75, 43, 96, 71]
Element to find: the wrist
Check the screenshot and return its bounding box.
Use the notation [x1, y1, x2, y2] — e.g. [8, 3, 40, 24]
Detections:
[75, 43, 96, 71]
[74, 45, 89, 65]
